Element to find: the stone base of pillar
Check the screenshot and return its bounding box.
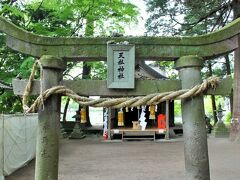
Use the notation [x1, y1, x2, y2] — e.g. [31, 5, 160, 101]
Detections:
[214, 122, 229, 138]
[229, 120, 240, 141]
[169, 128, 178, 138]
[69, 122, 86, 139]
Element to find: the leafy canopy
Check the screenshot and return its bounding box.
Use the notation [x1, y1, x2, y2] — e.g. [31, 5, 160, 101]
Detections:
[145, 0, 234, 36]
[0, 0, 139, 113]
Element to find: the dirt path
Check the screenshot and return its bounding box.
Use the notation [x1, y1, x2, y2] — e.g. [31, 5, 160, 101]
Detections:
[6, 136, 240, 180]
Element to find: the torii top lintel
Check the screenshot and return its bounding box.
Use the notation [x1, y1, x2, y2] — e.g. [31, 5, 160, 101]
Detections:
[0, 16, 240, 61]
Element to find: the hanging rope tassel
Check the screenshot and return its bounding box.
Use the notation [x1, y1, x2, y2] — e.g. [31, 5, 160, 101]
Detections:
[118, 108, 124, 126]
[149, 105, 156, 120]
[80, 107, 87, 123]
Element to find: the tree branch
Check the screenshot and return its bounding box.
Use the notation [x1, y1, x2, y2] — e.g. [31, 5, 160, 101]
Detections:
[25, 0, 44, 28]
[170, 1, 232, 27]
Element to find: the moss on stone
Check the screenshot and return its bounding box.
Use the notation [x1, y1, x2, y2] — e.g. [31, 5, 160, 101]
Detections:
[0, 16, 240, 60]
[40, 55, 66, 70]
[175, 55, 204, 69]
[1, 16, 240, 46]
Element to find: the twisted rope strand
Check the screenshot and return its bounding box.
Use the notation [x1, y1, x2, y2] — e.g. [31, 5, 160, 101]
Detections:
[24, 76, 220, 113]
[22, 60, 219, 113]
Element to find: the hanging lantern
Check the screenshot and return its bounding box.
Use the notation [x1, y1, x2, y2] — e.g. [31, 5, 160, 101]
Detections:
[125, 107, 129, 112]
[80, 107, 87, 123]
[149, 105, 156, 120]
[118, 108, 124, 126]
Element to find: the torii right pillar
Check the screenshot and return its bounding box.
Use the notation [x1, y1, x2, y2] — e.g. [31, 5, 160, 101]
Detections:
[231, 35, 240, 141]
[175, 55, 210, 180]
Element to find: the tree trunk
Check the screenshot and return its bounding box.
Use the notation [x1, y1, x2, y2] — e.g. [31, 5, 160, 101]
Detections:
[81, 62, 92, 127]
[62, 97, 70, 122]
[82, 62, 91, 79]
[211, 95, 218, 125]
[224, 55, 233, 113]
[85, 103, 92, 127]
[81, 16, 94, 127]
[207, 61, 218, 125]
[232, 0, 240, 19]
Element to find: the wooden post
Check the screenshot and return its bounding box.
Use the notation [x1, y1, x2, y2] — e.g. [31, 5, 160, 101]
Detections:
[175, 56, 210, 180]
[35, 55, 66, 180]
[165, 100, 170, 140]
[231, 35, 240, 140]
[108, 108, 111, 140]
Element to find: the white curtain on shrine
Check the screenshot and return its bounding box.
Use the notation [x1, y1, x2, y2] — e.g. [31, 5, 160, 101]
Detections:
[0, 113, 37, 179]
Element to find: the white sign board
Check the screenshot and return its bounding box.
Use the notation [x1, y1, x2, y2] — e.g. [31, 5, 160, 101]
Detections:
[107, 44, 135, 89]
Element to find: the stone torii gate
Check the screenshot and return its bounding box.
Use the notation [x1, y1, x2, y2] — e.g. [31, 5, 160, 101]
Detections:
[1, 16, 240, 180]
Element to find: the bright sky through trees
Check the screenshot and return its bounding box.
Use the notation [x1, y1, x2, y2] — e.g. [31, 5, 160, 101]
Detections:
[125, 0, 148, 36]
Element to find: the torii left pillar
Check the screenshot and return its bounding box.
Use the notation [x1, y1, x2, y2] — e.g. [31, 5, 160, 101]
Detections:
[35, 55, 66, 180]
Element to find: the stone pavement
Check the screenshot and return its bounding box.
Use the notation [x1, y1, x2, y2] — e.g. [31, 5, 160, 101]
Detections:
[6, 135, 240, 180]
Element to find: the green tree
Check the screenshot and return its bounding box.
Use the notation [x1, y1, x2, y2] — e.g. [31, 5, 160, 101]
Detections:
[1, 0, 138, 36]
[0, 0, 139, 113]
[145, 0, 238, 36]
[145, 0, 239, 124]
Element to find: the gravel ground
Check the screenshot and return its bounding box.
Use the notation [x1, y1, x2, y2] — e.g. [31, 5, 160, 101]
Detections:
[6, 135, 240, 180]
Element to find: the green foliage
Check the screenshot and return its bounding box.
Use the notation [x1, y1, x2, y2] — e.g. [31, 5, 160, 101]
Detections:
[145, 0, 235, 120]
[63, 61, 107, 80]
[204, 96, 213, 117]
[204, 95, 225, 119]
[0, 41, 23, 82]
[152, 61, 178, 79]
[86, 61, 107, 80]
[0, 0, 139, 113]
[0, 48, 38, 113]
[19, 57, 38, 78]
[225, 111, 232, 123]
[1, 0, 139, 36]
[174, 100, 181, 116]
[145, 0, 234, 36]
[181, 0, 232, 35]
[0, 91, 22, 113]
